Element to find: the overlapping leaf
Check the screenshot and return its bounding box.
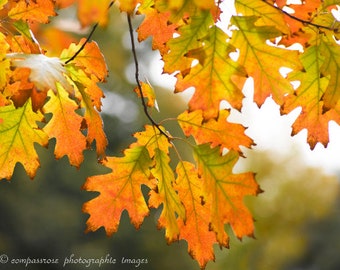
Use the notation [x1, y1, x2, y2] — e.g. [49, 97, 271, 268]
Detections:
[137, 1, 178, 54]
[178, 109, 253, 154]
[83, 145, 154, 235]
[175, 26, 247, 119]
[0, 100, 48, 179]
[175, 161, 217, 269]
[8, 0, 56, 23]
[43, 86, 87, 167]
[162, 10, 214, 74]
[281, 45, 340, 149]
[230, 15, 302, 107]
[194, 144, 260, 245]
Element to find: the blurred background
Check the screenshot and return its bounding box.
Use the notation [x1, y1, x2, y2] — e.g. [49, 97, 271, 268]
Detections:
[1, 3, 340, 270]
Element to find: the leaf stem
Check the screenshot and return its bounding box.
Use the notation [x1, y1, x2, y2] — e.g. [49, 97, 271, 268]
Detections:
[126, 14, 170, 140]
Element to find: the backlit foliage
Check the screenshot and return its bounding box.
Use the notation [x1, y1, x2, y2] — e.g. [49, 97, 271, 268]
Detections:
[1, 0, 340, 268]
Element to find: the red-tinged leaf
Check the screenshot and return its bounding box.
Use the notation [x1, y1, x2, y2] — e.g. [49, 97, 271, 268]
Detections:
[61, 39, 108, 82]
[77, 0, 112, 27]
[178, 110, 254, 155]
[137, 3, 178, 54]
[194, 144, 260, 245]
[0, 99, 48, 180]
[176, 26, 247, 120]
[230, 15, 302, 107]
[8, 0, 56, 23]
[281, 45, 340, 149]
[132, 125, 170, 157]
[43, 86, 87, 167]
[175, 161, 217, 269]
[82, 145, 154, 236]
[149, 149, 185, 242]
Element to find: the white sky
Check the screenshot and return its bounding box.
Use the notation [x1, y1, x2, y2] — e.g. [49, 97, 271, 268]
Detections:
[146, 1, 340, 175]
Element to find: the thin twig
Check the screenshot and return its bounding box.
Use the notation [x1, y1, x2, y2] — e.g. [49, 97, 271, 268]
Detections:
[262, 0, 338, 31]
[127, 14, 170, 139]
[65, 1, 114, 64]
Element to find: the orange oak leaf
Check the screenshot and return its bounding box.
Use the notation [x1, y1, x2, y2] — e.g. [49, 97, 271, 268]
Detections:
[76, 79, 107, 158]
[43, 86, 87, 167]
[0, 99, 48, 180]
[175, 26, 247, 119]
[194, 144, 260, 246]
[149, 149, 185, 242]
[175, 161, 217, 269]
[61, 39, 108, 82]
[281, 45, 340, 149]
[8, 0, 56, 23]
[178, 110, 254, 155]
[137, 3, 178, 54]
[82, 145, 154, 236]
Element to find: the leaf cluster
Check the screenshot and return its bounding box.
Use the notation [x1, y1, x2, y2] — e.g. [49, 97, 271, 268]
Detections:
[1, 0, 340, 268]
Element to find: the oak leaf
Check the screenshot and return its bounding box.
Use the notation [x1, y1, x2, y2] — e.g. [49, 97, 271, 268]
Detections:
[137, 2, 178, 54]
[281, 45, 340, 149]
[0, 100, 48, 179]
[162, 10, 214, 74]
[83, 145, 154, 235]
[230, 15, 302, 107]
[175, 161, 217, 269]
[149, 148, 185, 242]
[43, 86, 87, 167]
[8, 0, 56, 23]
[175, 26, 247, 119]
[178, 110, 254, 155]
[194, 144, 260, 245]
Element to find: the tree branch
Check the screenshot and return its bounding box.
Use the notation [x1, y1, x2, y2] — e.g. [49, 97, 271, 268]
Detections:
[126, 14, 170, 139]
[262, 0, 338, 32]
[65, 1, 114, 64]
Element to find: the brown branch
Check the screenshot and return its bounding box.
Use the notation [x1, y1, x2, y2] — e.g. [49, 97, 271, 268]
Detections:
[65, 1, 114, 64]
[262, 0, 338, 32]
[126, 14, 170, 139]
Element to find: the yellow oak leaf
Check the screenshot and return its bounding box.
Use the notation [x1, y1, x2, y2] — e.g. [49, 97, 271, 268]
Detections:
[0, 99, 48, 179]
[149, 149, 185, 242]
